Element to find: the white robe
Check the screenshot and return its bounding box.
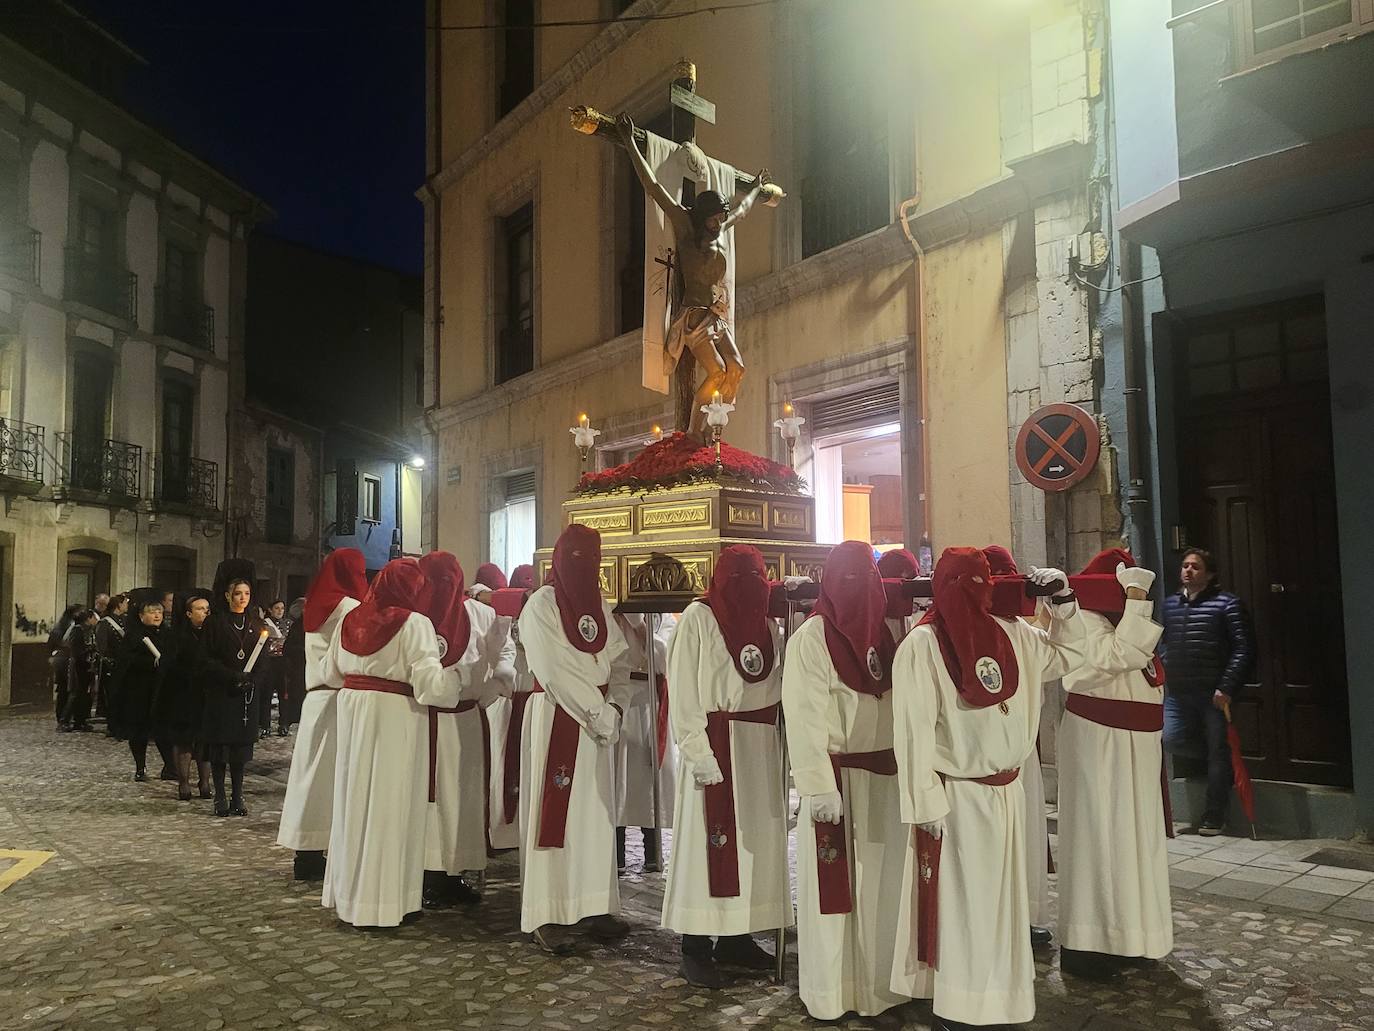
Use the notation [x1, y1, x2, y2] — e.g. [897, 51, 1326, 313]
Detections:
[320, 611, 469, 927]
[783, 616, 909, 1021]
[276, 597, 359, 852]
[517, 586, 630, 931]
[661, 603, 790, 936]
[890, 605, 1086, 1026]
[487, 612, 532, 851]
[1022, 744, 1051, 926]
[1058, 602, 1172, 958]
[424, 599, 511, 875]
[613, 613, 677, 830]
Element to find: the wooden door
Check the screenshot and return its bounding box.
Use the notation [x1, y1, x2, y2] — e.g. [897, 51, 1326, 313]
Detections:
[1179, 297, 1350, 787]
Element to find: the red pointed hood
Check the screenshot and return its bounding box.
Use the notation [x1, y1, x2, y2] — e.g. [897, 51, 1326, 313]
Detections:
[920, 547, 1020, 708]
[1081, 547, 1165, 686]
[877, 548, 919, 580]
[475, 563, 508, 591]
[339, 559, 427, 657]
[551, 524, 607, 654]
[814, 540, 893, 696]
[701, 545, 775, 683]
[417, 551, 470, 668]
[509, 564, 536, 590]
[302, 549, 368, 633]
[981, 545, 1019, 577]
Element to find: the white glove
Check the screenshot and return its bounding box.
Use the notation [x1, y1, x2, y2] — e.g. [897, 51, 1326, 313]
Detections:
[1028, 565, 1072, 599]
[809, 791, 844, 825]
[783, 575, 813, 590]
[1115, 562, 1156, 594]
[590, 704, 621, 746]
[918, 818, 946, 840]
[692, 755, 724, 787]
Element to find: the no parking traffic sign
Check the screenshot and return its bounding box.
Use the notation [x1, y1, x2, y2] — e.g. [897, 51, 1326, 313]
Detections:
[1015, 403, 1100, 492]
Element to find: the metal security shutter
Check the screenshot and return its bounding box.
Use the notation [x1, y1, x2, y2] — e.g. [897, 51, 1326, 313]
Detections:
[504, 469, 536, 502]
[808, 381, 900, 436]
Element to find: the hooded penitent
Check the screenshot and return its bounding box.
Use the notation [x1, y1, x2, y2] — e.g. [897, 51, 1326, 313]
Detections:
[981, 545, 1018, 578]
[1080, 547, 1166, 686]
[921, 547, 1021, 708]
[509, 564, 536, 591]
[876, 548, 919, 581]
[813, 540, 894, 696]
[417, 551, 470, 668]
[475, 563, 508, 591]
[700, 544, 775, 683]
[339, 559, 427, 657]
[303, 549, 368, 633]
[550, 524, 607, 654]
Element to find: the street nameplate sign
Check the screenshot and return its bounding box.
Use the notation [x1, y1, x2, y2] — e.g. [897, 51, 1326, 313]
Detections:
[1015, 403, 1101, 492]
[670, 83, 716, 124]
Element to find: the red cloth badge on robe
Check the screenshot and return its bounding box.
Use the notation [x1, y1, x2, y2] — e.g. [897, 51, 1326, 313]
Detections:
[814, 540, 894, 696]
[550, 525, 607, 654]
[920, 547, 1020, 708]
[302, 548, 368, 633]
[339, 559, 426, 656]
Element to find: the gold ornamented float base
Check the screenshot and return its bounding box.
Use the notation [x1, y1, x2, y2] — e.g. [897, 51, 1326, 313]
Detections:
[537, 480, 833, 607]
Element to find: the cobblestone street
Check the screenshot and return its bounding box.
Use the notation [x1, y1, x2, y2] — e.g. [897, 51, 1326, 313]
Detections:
[3, 710, 1374, 1031]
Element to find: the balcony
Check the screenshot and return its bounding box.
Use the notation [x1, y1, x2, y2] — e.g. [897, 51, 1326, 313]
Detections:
[0, 227, 40, 284]
[0, 419, 45, 493]
[153, 453, 218, 512]
[64, 248, 137, 322]
[156, 286, 215, 349]
[54, 433, 141, 504]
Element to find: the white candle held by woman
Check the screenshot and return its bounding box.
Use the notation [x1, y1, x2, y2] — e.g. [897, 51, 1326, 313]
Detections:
[243, 628, 270, 674]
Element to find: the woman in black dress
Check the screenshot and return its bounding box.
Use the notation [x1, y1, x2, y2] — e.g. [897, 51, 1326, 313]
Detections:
[199, 577, 265, 817]
[153, 593, 212, 801]
[109, 598, 168, 780]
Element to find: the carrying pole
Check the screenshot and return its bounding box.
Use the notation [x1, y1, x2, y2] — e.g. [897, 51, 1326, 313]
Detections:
[773, 594, 796, 985]
[646, 612, 663, 855]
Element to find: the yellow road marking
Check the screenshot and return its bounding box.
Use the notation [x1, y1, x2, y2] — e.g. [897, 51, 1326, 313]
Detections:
[0, 849, 56, 893]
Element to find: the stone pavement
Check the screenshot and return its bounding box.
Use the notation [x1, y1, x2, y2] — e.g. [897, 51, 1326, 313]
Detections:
[3, 709, 1374, 1031]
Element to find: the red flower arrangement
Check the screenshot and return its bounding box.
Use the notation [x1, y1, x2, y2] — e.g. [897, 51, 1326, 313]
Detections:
[577, 431, 804, 496]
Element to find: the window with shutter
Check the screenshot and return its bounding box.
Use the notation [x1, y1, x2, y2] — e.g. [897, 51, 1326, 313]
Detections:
[808, 381, 901, 436]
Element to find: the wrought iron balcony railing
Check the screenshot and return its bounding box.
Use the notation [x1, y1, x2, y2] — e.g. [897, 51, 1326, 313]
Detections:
[153, 453, 218, 510]
[55, 432, 141, 500]
[0, 419, 44, 484]
[64, 248, 138, 322]
[0, 227, 40, 284]
[155, 286, 215, 349]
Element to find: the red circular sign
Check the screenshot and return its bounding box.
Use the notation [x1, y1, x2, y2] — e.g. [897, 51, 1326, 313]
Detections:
[1015, 403, 1100, 492]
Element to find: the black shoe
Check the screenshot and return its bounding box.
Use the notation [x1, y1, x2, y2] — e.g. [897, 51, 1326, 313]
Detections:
[933, 1018, 977, 1031]
[229, 797, 249, 817]
[278, 726, 291, 737]
[1061, 948, 1124, 983]
[680, 951, 725, 989]
[583, 913, 631, 941]
[531, 924, 575, 955]
[713, 934, 775, 970]
[421, 886, 451, 910]
[178, 785, 193, 802]
[74, 723, 94, 733]
[1198, 819, 1224, 837]
[293, 851, 326, 881]
[133, 768, 147, 782]
[159, 766, 177, 781]
[1030, 925, 1054, 947]
[57, 722, 73, 733]
[615, 827, 626, 876]
[214, 796, 230, 817]
[641, 828, 661, 873]
[450, 875, 482, 905]
[258, 728, 271, 741]
[198, 784, 212, 799]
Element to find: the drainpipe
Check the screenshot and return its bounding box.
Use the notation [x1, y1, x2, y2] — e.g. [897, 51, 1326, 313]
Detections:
[897, 195, 930, 551]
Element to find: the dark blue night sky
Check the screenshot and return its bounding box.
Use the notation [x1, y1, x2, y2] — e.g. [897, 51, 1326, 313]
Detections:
[71, 1, 426, 275]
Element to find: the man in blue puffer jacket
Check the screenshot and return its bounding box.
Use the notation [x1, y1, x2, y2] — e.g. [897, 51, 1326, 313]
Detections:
[1160, 548, 1255, 836]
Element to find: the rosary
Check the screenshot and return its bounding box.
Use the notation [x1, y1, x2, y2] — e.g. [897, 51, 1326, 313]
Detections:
[231, 614, 250, 661]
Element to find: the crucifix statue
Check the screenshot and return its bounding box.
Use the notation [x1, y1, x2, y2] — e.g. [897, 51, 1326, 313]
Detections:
[570, 62, 784, 439]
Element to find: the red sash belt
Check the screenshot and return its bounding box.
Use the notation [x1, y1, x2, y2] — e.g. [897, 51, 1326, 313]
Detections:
[427, 700, 478, 803]
[815, 748, 898, 916]
[307, 684, 341, 692]
[533, 679, 609, 849]
[502, 691, 533, 825]
[341, 674, 412, 696]
[702, 703, 780, 898]
[914, 765, 1022, 967]
[1065, 692, 1174, 839]
[631, 670, 672, 769]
